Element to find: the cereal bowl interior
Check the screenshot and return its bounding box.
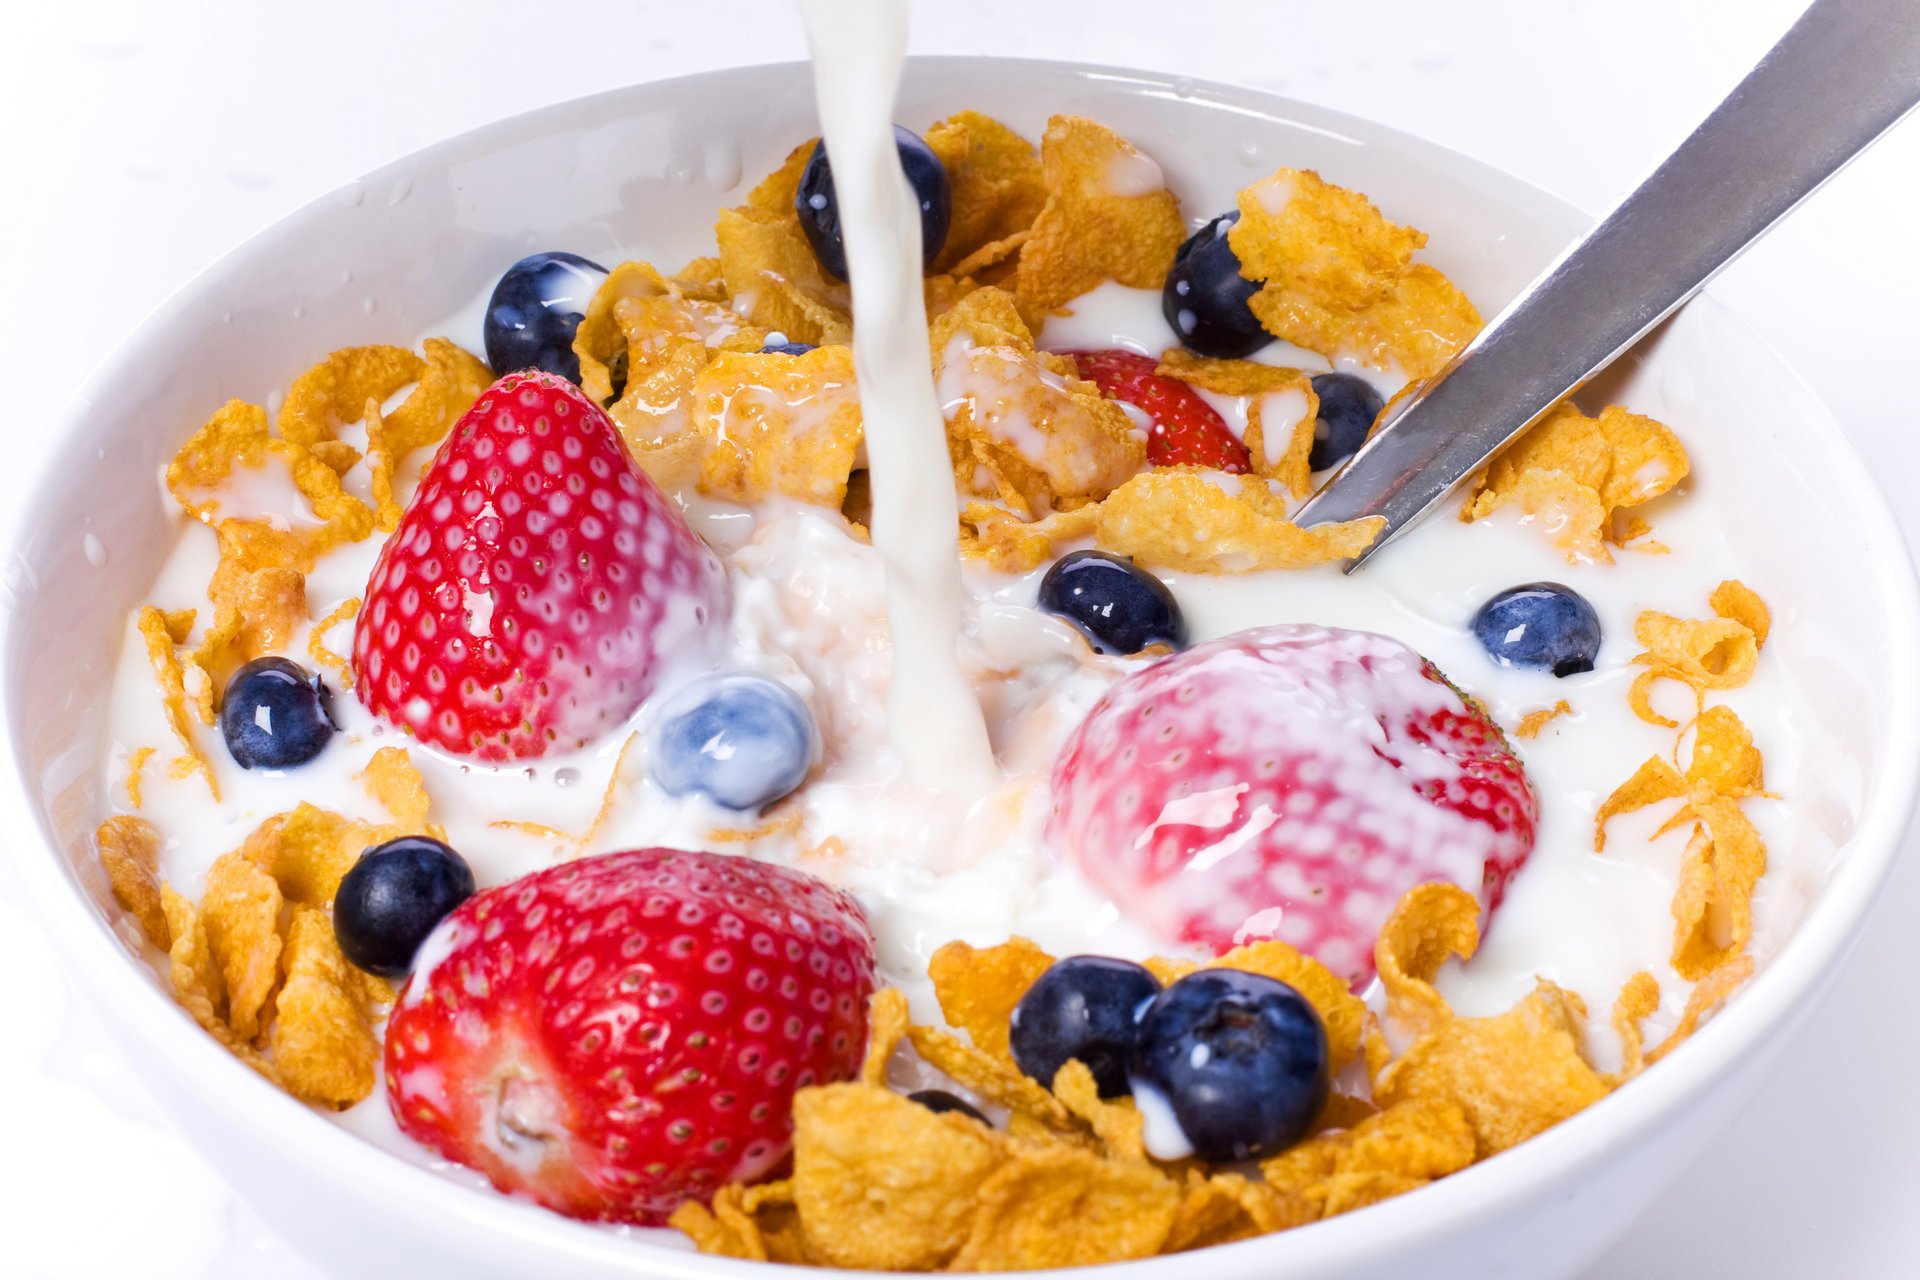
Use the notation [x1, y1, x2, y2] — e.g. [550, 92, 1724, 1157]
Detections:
[6, 58, 1918, 1280]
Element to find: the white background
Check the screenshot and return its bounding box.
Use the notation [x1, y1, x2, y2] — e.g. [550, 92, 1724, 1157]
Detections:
[2, 0, 1917, 1275]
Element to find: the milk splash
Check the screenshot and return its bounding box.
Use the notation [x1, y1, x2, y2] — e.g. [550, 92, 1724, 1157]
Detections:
[799, 0, 998, 800]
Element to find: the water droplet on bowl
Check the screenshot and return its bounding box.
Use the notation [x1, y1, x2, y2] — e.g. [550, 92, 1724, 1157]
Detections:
[83, 533, 107, 568]
[1172, 77, 1197, 98]
[387, 173, 415, 206]
[335, 180, 367, 208]
[555, 767, 582, 788]
[291, 305, 304, 320]
[362, 297, 378, 316]
[1237, 141, 1262, 167]
[705, 138, 744, 190]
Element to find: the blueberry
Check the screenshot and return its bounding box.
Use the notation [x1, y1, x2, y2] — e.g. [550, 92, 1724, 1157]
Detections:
[1472, 582, 1602, 678]
[795, 126, 951, 282]
[1308, 372, 1386, 472]
[1037, 551, 1187, 656]
[1009, 956, 1162, 1097]
[760, 339, 818, 357]
[650, 673, 819, 811]
[482, 251, 608, 385]
[218, 657, 336, 770]
[908, 1089, 990, 1124]
[1162, 211, 1268, 359]
[1129, 969, 1329, 1163]
[333, 836, 477, 978]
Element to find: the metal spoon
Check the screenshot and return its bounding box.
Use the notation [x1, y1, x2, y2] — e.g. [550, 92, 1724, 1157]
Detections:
[1291, 0, 1920, 569]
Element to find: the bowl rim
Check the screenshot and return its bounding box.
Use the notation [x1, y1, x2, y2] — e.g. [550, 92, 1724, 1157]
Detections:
[6, 54, 1919, 1278]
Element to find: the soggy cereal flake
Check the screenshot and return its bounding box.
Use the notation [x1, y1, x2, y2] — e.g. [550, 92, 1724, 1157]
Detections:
[124, 745, 153, 810]
[928, 936, 1055, 1062]
[716, 171, 852, 345]
[907, 1024, 1073, 1130]
[200, 850, 285, 1041]
[272, 906, 380, 1107]
[670, 1186, 772, 1262]
[791, 1083, 1006, 1270]
[1593, 755, 1687, 851]
[936, 287, 1144, 515]
[1711, 579, 1771, 647]
[956, 500, 1098, 573]
[926, 111, 1047, 275]
[949, 1142, 1179, 1270]
[165, 400, 273, 521]
[363, 398, 405, 532]
[360, 746, 433, 831]
[1374, 979, 1609, 1158]
[1686, 704, 1768, 799]
[694, 346, 864, 505]
[277, 345, 425, 450]
[1205, 941, 1364, 1071]
[136, 606, 218, 800]
[1155, 351, 1319, 495]
[1463, 403, 1690, 561]
[1014, 115, 1185, 315]
[1634, 609, 1758, 691]
[1608, 971, 1662, 1083]
[189, 565, 307, 717]
[1052, 1060, 1148, 1162]
[1093, 470, 1381, 573]
[160, 885, 275, 1079]
[1515, 700, 1573, 739]
[1646, 954, 1755, 1064]
[242, 803, 375, 907]
[1670, 792, 1767, 979]
[307, 596, 361, 689]
[1165, 1170, 1299, 1251]
[862, 987, 912, 1086]
[1228, 169, 1480, 378]
[383, 337, 492, 455]
[97, 815, 169, 950]
[574, 261, 676, 405]
[1374, 883, 1480, 1038]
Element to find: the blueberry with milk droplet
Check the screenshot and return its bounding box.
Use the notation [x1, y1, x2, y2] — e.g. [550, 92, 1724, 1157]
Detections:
[795, 126, 951, 281]
[650, 673, 819, 811]
[1162, 210, 1268, 359]
[1037, 551, 1186, 656]
[219, 656, 336, 769]
[482, 251, 608, 385]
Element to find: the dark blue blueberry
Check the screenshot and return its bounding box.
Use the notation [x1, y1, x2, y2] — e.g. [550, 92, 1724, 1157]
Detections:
[1037, 551, 1187, 656]
[482, 251, 609, 385]
[795, 126, 951, 282]
[650, 674, 818, 811]
[332, 835, 477, 978]
[1308, 372, 1386, 472]
[1162, 211, 1268, 359]
[1129, 969, 1329, 1163]
[1010, 956, 1162, 1097]
[218, 657, 335, 770]
[760, 339, 819, 357]
[1472, 582, 1602, 678]
[908, 1089, 990, 1125]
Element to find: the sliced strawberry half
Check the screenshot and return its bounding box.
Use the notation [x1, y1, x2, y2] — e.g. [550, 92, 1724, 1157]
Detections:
[352, 371, 729, 761]
[385, 848, 877, 1224]
[1064, 348, 1252, 473]
[1046, 624, 1537, 987]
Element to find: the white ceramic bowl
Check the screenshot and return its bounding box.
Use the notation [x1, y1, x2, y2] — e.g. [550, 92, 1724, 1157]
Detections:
[5, 58, 1917, 1280]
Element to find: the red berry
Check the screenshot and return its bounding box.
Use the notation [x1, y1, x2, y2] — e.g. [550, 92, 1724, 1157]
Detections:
[1046, 625, 1536, 987]
[385, 848, 876, 1225]
[1064, 348, 1252, 473]
[353, 371, 729, 761]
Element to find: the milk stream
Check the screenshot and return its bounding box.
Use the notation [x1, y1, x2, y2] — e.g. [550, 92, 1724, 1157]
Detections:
[799, 0, 998, 799]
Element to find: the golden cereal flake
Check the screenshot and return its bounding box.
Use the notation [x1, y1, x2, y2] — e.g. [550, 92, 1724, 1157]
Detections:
[1711, 578, 1771, 647]
[360, 746, 434, 831]
[1669, 792, 1768, 980]
[271, 906, 380, 1108]
[1165, 1170, 1301, 1251]
[96, 814, 169, 950]
[928, 936, 1055, 1063]
[159, 885, 276, 1080]
[383, 337, 492, 455]
[925, 111, 1047, 276]
[200, 849, 285, 1041]
[1092, 469, 1382, 575]
[948, 1142, 1180, 1270]
[906, 1023, 1074, 1131]
[694, 346, 864, 506]
[307, 596, 361, 689]
[715, 168, 852, 346]
[1261, 1096, 1475, 1222]
[165, 399, 273, 522]
[1014, 115, 1185, 315]
[1463, 403, 1689, 562]
[188, 564, 307, 720]
[1374, 882, 1480, 1039]
[1051, 1060, 1148, 1162]
[277, 344, 425, 450]
[1228, 168, 1480, 378]
[1514, 700, 1573, 739]
[123, 745, 153, 810]
[242, 803, 377, 907]
[136, 606, 218, 800]
[862, 987, 912, 1087]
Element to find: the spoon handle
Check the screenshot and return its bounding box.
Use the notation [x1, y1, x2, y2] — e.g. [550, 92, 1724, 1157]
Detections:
[1292, 0, 1920, 567]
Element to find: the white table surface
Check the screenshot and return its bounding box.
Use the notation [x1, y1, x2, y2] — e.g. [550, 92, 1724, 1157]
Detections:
[2, 0, 1916, 1275]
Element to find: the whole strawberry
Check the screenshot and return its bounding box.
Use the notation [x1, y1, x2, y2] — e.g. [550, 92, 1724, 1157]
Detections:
[385, 848, 876, 1224]
[1047, 625, 1536, 987]
[1065, 348, 1252, 473]
[353, 371, 729, 761]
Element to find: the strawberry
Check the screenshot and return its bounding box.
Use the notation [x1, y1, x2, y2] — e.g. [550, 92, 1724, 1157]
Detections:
[1046, 625, 1536, 988]
[1064, 348, 1252, 473]
[385, 848, 876, 1225]
[353, 371, 729, 761]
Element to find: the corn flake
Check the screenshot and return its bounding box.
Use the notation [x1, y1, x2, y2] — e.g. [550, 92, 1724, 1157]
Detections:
[383, 337, 492, 455]
[1374, 882, 1480, 1038]
[97, 815, 170, 950]
[950, 1143, 1179, 1270]
[1670, 792, 1767, 979]
[1463, 403, 1690, 562]
[360, 746, 433, 831]
[136, 606, 217, 800]
[907, 1024, 1073, 1131]
[159, 885, 275, 1080]
[694, 346, 863, 506]
[928, 936, 1055, 1062]
[1014, 115, 1185, 315]
[272, 906, 380, 1107]
[1052, 1060, 1147, 1162]
[1262, 1097, 1475, 1222]
[307, 596, 361, 688]
[925, 111, 1047, 276]
[242, 803, 376, 907]
[1515, 700, 1573, 740]
[200, 849, 284, 1041]
[1711, 578, 1771, 647]
[277, 345, 425, 450]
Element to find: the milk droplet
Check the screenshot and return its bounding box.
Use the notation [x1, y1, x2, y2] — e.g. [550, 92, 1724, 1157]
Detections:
[83, 533, 107, 568]
[1237, 140, 1262, 167]
[362, 297, 378, 316]
[1172, 76, 1197, 98]
[555, 767, 582, 788]
[705, 138, 744, 190]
